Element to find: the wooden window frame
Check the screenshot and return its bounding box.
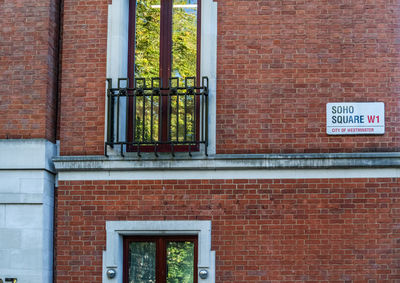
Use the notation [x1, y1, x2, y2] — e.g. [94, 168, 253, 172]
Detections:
[127, 0, 202, 153]
[123, 235, 198, 283]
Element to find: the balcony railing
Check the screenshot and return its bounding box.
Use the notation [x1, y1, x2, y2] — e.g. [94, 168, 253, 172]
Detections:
[105, 77, 208, 157]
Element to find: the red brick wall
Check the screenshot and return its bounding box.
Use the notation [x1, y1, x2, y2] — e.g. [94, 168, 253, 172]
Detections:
[58, 0, 108, 155]
[57, 0, 400, 155]
[0, 0, 59, 142]
[216, 0, 400, 154]
[56, 178, 400, 282]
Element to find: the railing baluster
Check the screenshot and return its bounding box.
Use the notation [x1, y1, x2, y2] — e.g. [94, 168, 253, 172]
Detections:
[133, 78, 137, 145]
[157, 77, 162, 156]
[116, 79, 121, 144]
[185, 78, 189, 155]
[125, 80, 129, 149]
[193, 79, 197, 145]
[105, 79, 113, 156]
[176, 80, 179, 143]
[106, 79, 113, 145]
[142, 79, 146, 143]
[183, 78, 188, 142]
[200, 79, 204, 148]
[204, 77, 209, 156]
[168, 78, 172, 142]
[205, 90, 208, 156]
[150, 79, 155, 143]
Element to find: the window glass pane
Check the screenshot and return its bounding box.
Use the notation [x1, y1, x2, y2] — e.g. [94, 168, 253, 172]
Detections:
[134, 0, 161, 143]
[128, 242, 156, 283]
[170, 1, 197, 142]
[171, 0, 198, 80]
[167, 241, 195, 283]
[135, 0, 161, 80]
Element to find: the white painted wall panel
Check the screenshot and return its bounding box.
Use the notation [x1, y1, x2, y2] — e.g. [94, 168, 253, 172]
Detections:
[5, 205, 42, 229]
[0, 139, 56, 283]
[0, 229, 21, 249]
[10, 248, 42, 269]
[0, 250, 11, 269]
[20, 178, 44, 194]
[0, 173, 19, 193]
[0, 207, 48, 283]
[21, 228, 42, 249]
[0, 205, 5, 227]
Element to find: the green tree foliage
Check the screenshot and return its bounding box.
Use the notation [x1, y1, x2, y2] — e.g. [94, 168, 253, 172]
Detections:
[167, 241, 195, 283]
[135, 0, 197, 80]
[135, 0, 161, 80]
[172, 0, 198, 79]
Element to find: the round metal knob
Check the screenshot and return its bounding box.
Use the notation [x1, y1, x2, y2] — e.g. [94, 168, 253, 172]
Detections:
[199, 269, 208, 279]
[107, 268, 117, 279]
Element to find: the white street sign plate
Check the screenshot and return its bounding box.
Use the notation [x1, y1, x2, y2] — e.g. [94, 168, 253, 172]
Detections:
[326, 102, 385, 135]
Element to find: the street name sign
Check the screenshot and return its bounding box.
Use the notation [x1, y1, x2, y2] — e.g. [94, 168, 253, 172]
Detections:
[326, 102, 385, 135]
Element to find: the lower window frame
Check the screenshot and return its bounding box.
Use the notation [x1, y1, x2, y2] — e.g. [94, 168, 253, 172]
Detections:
[103, 220, 215, 283]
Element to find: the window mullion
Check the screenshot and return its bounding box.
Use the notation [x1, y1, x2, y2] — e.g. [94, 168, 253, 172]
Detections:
[159, 0, 173, 142]
[159, 0, 173, 82]
[157, 238, 167, 283]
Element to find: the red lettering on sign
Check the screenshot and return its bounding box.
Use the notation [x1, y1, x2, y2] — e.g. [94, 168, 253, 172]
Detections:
[367, 115, 376, 123]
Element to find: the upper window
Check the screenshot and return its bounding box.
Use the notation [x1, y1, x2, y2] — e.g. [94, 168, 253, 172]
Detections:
[123, 0, 205, 154]
[105, 0, 217, 157]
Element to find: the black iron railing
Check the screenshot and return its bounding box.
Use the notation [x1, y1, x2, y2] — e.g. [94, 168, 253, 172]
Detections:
[105, 77, 208, 157]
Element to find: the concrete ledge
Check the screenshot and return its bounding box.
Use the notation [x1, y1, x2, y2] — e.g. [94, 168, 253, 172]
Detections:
[0, 139, 57, 173]
[54, 152, 400, 172]
[0, 193, 44, 204]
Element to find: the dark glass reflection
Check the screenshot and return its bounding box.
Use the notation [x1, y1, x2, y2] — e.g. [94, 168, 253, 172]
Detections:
[128, 242, 156, 283]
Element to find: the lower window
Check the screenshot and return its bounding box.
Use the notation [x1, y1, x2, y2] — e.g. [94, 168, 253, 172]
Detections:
[123, 236, 198, 283]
